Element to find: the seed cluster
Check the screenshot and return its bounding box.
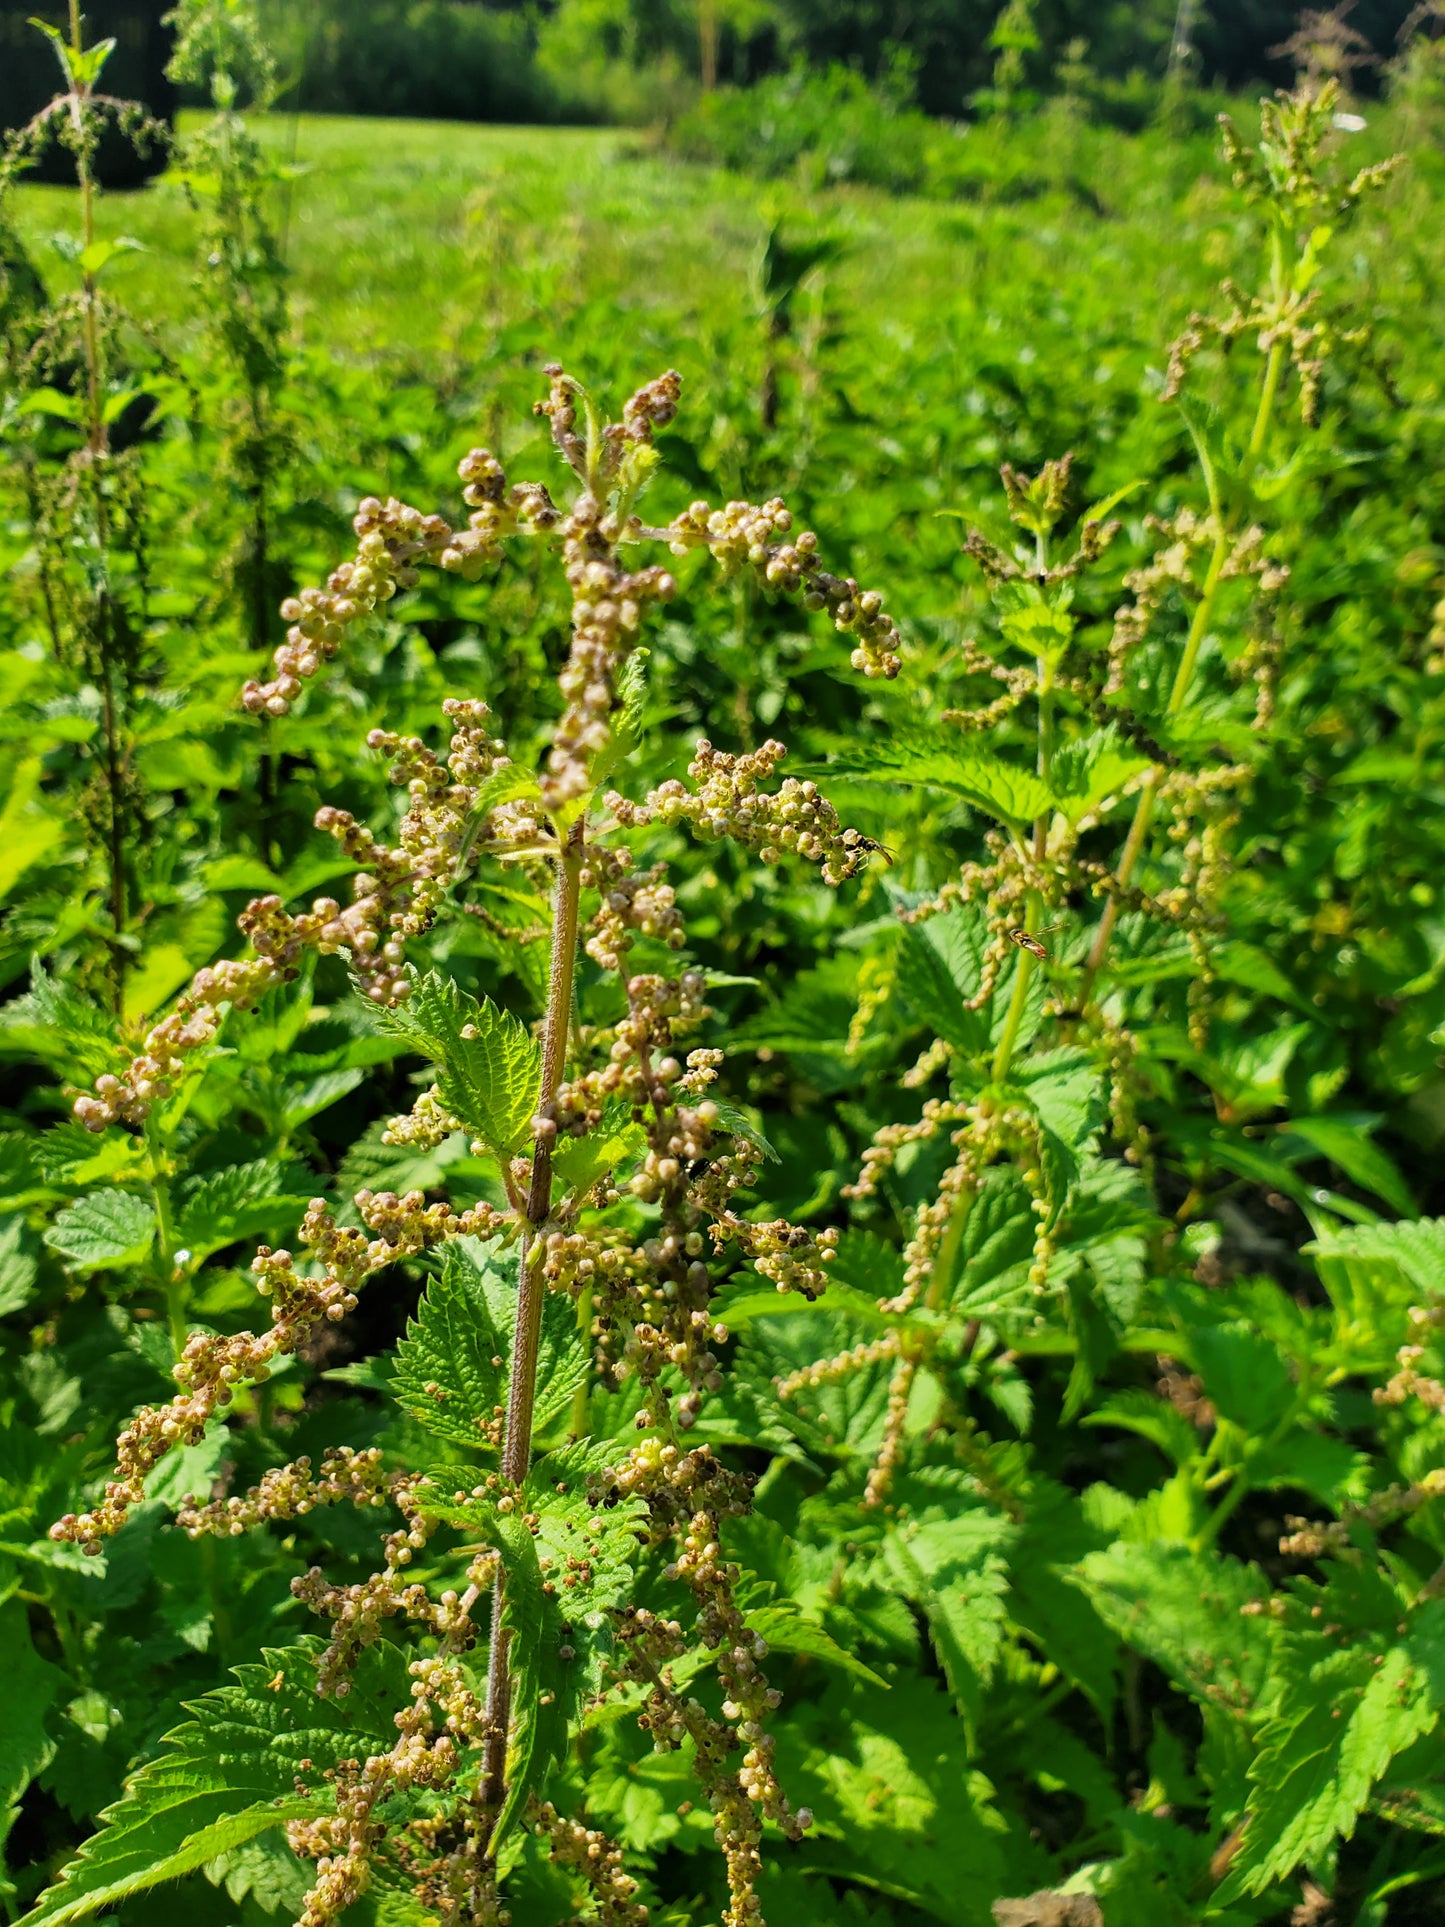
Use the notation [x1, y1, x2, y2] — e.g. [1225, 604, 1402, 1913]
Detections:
[51, 1191, 503, 1547]
[1377, 1304, 1445, 1416]
[530, 1802, 648, 1927]
[73, 914, 293, 1130]
[1163, 86, 1402, 428]
[242, 494, 453, 715]
[1280, 1468, 1445, 1561]
[177, 1444, 399, 1538]
[663, 496, 901, 680]
[614, 738, 872, 886]
[609, 1440, 811, 1927]
[73, 699, 514, 1127]
[583, 847, 686, 971]
[287, 1537, 500, 1924]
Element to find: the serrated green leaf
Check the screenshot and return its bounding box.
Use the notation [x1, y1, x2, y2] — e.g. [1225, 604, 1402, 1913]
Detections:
[173, 1161, 309, 1265]
[393, 1237, 586, 1448]
[1048, 728, 1151, 822]
[1186, 1321, 1295, 1433]
[19, 1640, 408, 1926]
[379, 970, 541, 1160]
[897, 908, 990, 1054]
[1016, 1048, 1102, 1159]
[0, 759, 66, 902]
[745, 1603, 889, 1686]
[1277, 1116, 1417, 1218]
[1082, 1390, 1203, 1466]
[707, 1099, 780, 1162]
[44, 1191, 155, 1273]
[0, 1602, 62, 1819]
[1307, 1216, 1445, 1297]
[588, 646, 650, 791]
[1077, 1542, 1271, 1715]
[552, 1104, 648, 1195]
[491, 1507, 553, 1853]
[203, 1831, 312, 1916]
[0, 962, 117, 1079]
[418, 1447, 645, 1856]
[469, 762, 544, 819]
[278, 1066, 364, 1131]
[0, 1213, 40, 1315]
[1223, 1604, 1445, 1898]
[771, 1674, 1011, 1919]
[799, 730, 1051, 827]
[882, 1510, 1014, 1734]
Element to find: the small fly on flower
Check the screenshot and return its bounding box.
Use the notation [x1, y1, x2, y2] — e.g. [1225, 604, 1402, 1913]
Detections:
[1007, 922, 1063, 960]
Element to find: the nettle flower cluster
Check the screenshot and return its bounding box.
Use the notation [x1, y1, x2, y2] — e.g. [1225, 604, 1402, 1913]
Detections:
[54, 369, 896, 1927]
[1168, 80, 1402, 428]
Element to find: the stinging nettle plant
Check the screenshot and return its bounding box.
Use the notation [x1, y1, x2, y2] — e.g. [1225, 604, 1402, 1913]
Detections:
[0, 4, 170, 1006]
[783, 84, 1405, 1540]
[39, 367, 900, 1926]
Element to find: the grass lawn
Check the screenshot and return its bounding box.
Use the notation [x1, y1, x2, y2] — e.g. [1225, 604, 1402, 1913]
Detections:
[7, 109, 1259, 366]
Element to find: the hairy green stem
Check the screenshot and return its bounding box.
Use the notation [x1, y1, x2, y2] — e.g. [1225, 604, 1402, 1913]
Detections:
[991, 642, 1054, 1085]
[481, 817, 585, 1832]
[144, 1117, 186, 1359]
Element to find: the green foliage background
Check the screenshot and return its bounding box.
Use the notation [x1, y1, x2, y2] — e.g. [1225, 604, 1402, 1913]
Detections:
[7, 29, 1445, 1927]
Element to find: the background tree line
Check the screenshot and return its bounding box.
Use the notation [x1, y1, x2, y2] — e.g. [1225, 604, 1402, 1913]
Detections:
[247, 0, 1425, 124]
[1, 0, 1426, 131]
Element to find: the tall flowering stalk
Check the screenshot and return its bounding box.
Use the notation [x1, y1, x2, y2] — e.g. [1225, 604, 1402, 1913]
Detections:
[44, 367, 899, 1926]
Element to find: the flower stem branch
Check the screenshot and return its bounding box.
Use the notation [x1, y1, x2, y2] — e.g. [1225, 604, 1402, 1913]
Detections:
[480, 813, 585, 1834]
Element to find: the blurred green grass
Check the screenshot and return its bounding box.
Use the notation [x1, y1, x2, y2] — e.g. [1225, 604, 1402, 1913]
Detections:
[8, 108, 1259, 367]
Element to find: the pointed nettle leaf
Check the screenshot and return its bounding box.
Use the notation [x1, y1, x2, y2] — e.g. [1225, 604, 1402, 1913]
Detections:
[988, 1050, 1104, 1225]
[704, 1098, 780, 1162]
[896, 909, 991, 1056]
[742, 1603, 890, 1688]
[994, 578, 1076, 663]
[0, 1214, 41, 1315]
[1082, 1389, 1203, 1468]
[893, 896, 1048, 1060]
[468, 762, 545, 821]
[551, 1100, 649, 1196]
[1307, 1215, 1445, 1298]
[722, 954, 866, 1063]
[29, 21, 117, 93]
[795, 728, 1052, 828]
[44, 1190, 156, 1273]
[378, 969, 541, 1161]
[1167, 1114, 1381, 1227]
[1182, 1320, 1296, 1434]
[0, 1125, 45, 1202]
[172, 1159, 311, 1265]
[1076, 1542, 1273, 1716]
[1275, 1115, 1417, 1219]
[0, 962, 118, 1079]
[586, 646, 651, 794]
[18, 1640, 410, 1927]
[880, 1507, 1015, 1735]
[735, 1298, 899, 1465]
[1047, 727, 1152, 823]
[1219, 1602, 1445, 1901]
[393, 1237, 586, 1451]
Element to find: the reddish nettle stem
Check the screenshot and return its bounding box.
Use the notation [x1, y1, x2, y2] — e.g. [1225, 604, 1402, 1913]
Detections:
[481, 815, 585, 1829]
